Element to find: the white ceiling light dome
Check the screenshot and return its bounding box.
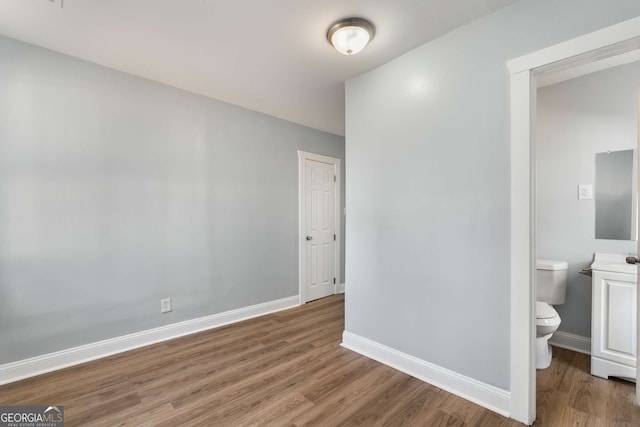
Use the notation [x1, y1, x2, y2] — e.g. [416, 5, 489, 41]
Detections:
[327, 18, 375, 56]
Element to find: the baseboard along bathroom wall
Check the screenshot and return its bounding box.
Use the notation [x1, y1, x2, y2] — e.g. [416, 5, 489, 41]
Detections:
[548, 330, 591, 355]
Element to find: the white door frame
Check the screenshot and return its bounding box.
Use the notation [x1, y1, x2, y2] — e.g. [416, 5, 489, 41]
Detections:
[508, 16, 640, 425]
[298, 150, 342, 305]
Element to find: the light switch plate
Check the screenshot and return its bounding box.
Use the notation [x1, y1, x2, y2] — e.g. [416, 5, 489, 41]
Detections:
[578, 184, 593, 200]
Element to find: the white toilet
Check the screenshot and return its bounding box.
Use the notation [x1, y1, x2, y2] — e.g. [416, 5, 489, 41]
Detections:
[536, 259, 568, 370]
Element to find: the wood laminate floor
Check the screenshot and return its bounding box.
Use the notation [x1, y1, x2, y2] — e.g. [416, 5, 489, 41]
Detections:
[1, 294, 639, 426]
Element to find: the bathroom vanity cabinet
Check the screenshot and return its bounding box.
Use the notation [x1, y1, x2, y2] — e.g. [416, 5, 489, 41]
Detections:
[591, 254, 637, 381]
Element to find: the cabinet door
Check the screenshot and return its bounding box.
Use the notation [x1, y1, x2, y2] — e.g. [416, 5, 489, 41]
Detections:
[592, 271, 637, 366]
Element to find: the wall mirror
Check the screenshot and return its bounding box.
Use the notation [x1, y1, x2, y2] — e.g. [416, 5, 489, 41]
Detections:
[595, 149, 637, 241]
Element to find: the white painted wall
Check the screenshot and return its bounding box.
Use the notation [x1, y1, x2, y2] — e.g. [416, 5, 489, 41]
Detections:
[537, 61, 640, 338]
[345, 0, 640, 391]
[0, 36, 345, 364]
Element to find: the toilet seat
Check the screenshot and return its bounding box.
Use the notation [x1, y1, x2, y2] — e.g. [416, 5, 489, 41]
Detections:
[536, 315, 561, 328]
[536, 302, 561, 337]
[536, 301, 557, 319]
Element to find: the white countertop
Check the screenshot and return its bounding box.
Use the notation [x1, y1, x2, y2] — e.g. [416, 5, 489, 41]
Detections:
[591, 253, 638, 275]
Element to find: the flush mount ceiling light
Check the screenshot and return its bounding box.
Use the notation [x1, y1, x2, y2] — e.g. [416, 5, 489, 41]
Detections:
[327, 18, 375, 56]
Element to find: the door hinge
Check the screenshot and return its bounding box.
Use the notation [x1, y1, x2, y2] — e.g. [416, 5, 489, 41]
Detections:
[334, 175, 336, 182]
[333, 234, 336, 241]
[333, 278, 336, 284]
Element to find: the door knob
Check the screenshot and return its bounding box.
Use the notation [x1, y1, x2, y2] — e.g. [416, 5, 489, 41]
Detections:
[306, 236, 313, 241]
[625, 256, 639, 265]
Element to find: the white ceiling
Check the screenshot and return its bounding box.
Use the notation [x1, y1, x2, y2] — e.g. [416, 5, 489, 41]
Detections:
[0, 0, 517, 136]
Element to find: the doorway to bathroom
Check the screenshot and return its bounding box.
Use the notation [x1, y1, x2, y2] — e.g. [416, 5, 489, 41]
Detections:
[536, 53, 640, 351]
[508, 17, 640, 425]
[535, 46, 640, 424]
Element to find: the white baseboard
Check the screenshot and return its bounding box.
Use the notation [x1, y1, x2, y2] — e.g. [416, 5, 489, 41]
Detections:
[0, 295, 299, 385]
[336, 282, 345, 293]
[341, 331, 510, 418]
[549, 331, 591, 355]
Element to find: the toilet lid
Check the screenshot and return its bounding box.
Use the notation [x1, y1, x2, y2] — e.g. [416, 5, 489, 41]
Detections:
[536, 302, 557, 319]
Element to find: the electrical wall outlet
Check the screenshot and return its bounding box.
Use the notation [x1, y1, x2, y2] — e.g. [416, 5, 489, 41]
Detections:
[161, 298, 172, 313]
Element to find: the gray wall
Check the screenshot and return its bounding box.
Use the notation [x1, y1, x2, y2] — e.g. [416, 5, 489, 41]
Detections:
[345, 0, 640, 390]
[0, 36, 345, 364]
[537, 62, 640, 338]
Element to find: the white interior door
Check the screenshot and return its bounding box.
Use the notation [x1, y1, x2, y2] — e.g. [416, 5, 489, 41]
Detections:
[303, 158, 336, 302]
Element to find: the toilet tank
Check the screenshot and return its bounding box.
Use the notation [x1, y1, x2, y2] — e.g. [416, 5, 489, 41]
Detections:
[536, 259, 568, 305]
